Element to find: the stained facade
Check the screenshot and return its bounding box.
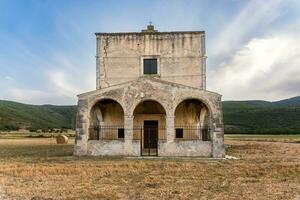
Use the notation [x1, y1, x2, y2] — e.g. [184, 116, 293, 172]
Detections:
[74, 25, 225, 157]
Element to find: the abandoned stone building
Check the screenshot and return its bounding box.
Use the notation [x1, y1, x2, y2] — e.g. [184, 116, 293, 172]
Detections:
[74, 25, 225, 157]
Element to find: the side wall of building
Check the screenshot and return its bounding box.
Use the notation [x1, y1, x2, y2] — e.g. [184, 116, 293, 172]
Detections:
[96, 32, 206, 89]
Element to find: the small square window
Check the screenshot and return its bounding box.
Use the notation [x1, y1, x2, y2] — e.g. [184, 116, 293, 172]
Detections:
[143, 59, 157, 74]
[175, 128, 183, 138]
[118, 128, 124, 138]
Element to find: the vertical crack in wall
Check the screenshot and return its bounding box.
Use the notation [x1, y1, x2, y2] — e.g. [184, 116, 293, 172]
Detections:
[102, 37, 110, 87]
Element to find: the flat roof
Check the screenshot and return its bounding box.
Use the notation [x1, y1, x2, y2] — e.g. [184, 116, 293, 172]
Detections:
[95, 31, 205, 36]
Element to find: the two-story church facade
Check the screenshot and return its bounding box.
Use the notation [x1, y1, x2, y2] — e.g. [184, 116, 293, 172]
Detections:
[74, 25, 225, 157]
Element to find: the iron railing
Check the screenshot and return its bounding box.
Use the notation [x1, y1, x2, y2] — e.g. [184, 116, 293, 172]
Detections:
[89, 125, 125, 140]
[174, 125, 211, 141]
[89, 125, 166, 141]
[89, 125, 210, 141]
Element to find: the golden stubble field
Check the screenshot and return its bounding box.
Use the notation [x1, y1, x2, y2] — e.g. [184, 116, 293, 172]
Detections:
[0, 136, 299, 200]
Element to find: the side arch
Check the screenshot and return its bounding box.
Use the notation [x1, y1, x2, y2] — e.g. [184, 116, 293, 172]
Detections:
[173, 96, 214, 117]
[174, 98, 212, 140]
[89, 97, 125, 116]
[88, 98, 125, 140]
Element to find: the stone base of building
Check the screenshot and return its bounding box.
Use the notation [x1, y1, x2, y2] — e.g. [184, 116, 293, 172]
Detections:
[77, 139, 225, 158]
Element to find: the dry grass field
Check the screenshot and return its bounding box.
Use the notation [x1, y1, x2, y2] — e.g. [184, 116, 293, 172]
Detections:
[225, 134, 300, 143]
[0, 135, 299, 200]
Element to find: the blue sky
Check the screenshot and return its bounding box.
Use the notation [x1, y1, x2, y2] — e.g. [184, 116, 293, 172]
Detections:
[0, 0, 299, 105]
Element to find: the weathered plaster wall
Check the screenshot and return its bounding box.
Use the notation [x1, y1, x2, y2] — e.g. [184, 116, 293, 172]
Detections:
[87, 140, 140, 156]
[96, 32, 206, 89]
[174, 100, 210, 139]
[159, 140, 212, 157]
[174, 100, 209, 126]
[90, 100, 124, 126]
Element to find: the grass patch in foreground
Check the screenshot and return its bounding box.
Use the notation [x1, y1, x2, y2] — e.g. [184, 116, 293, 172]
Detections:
[0, 137, 299, 199]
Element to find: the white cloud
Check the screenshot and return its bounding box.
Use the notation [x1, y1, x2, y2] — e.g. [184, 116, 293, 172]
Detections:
[47, 70, 82, 98]
[208, 31, 300, 101]
[207, 0, 300, 101]
[46, 68, 95, 100]
[8, 88, 54, 104]
[6, 87, 80, 105]
[209, 0, 283, 67]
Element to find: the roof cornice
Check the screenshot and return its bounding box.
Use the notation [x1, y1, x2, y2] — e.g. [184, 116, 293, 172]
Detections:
[95, 31, 205, 36]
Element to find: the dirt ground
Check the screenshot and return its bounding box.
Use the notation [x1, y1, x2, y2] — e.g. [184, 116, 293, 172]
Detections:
[0, 137, 299, 200]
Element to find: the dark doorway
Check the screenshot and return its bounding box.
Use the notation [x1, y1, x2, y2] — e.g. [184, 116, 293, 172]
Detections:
[143, 120, 158, 156]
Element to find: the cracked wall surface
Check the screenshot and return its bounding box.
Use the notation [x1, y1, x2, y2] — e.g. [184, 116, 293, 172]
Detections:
[96, 32, 206, 89]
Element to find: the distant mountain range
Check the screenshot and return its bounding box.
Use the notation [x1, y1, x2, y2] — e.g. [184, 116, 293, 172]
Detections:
[223, 96, 300, 134]
[0, 96, 300, 134]
[0, 100, 76, 131]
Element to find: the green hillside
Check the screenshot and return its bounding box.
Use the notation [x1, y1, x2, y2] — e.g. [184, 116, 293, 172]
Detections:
[0, 96, 300, 134]
[223, 96, 300, 134]
[0, 100, 76, 131]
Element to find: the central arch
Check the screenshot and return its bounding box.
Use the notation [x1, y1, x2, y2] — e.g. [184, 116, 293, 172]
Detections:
[132, 100, 167, 156]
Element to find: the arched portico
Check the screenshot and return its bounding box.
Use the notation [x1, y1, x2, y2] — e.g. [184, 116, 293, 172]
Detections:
[89, 98, 125, 140]
[74, 77, 225, 158]
[174, 98, 211, 141]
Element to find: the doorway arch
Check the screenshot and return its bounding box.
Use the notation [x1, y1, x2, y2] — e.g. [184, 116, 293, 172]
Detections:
[132, 100, 167, 156]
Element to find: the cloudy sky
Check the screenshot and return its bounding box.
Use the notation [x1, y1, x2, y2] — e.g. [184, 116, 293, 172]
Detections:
[0, 0, 299, 105]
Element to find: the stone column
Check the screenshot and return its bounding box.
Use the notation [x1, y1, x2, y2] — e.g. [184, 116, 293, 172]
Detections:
[124, 115, 136, 155]
[211, 101, 225, 158]
[74, 99, 89, 156]
[166, 114, 175, 142]
[158, 114, 176, 156]
[212, 132, 225, 158]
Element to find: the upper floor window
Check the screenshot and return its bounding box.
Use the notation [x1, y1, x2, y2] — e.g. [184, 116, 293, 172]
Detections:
[143, 59, 157, 74]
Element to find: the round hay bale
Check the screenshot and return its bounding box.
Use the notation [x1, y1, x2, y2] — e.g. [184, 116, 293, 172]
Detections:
[56, 134, 68, 144]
